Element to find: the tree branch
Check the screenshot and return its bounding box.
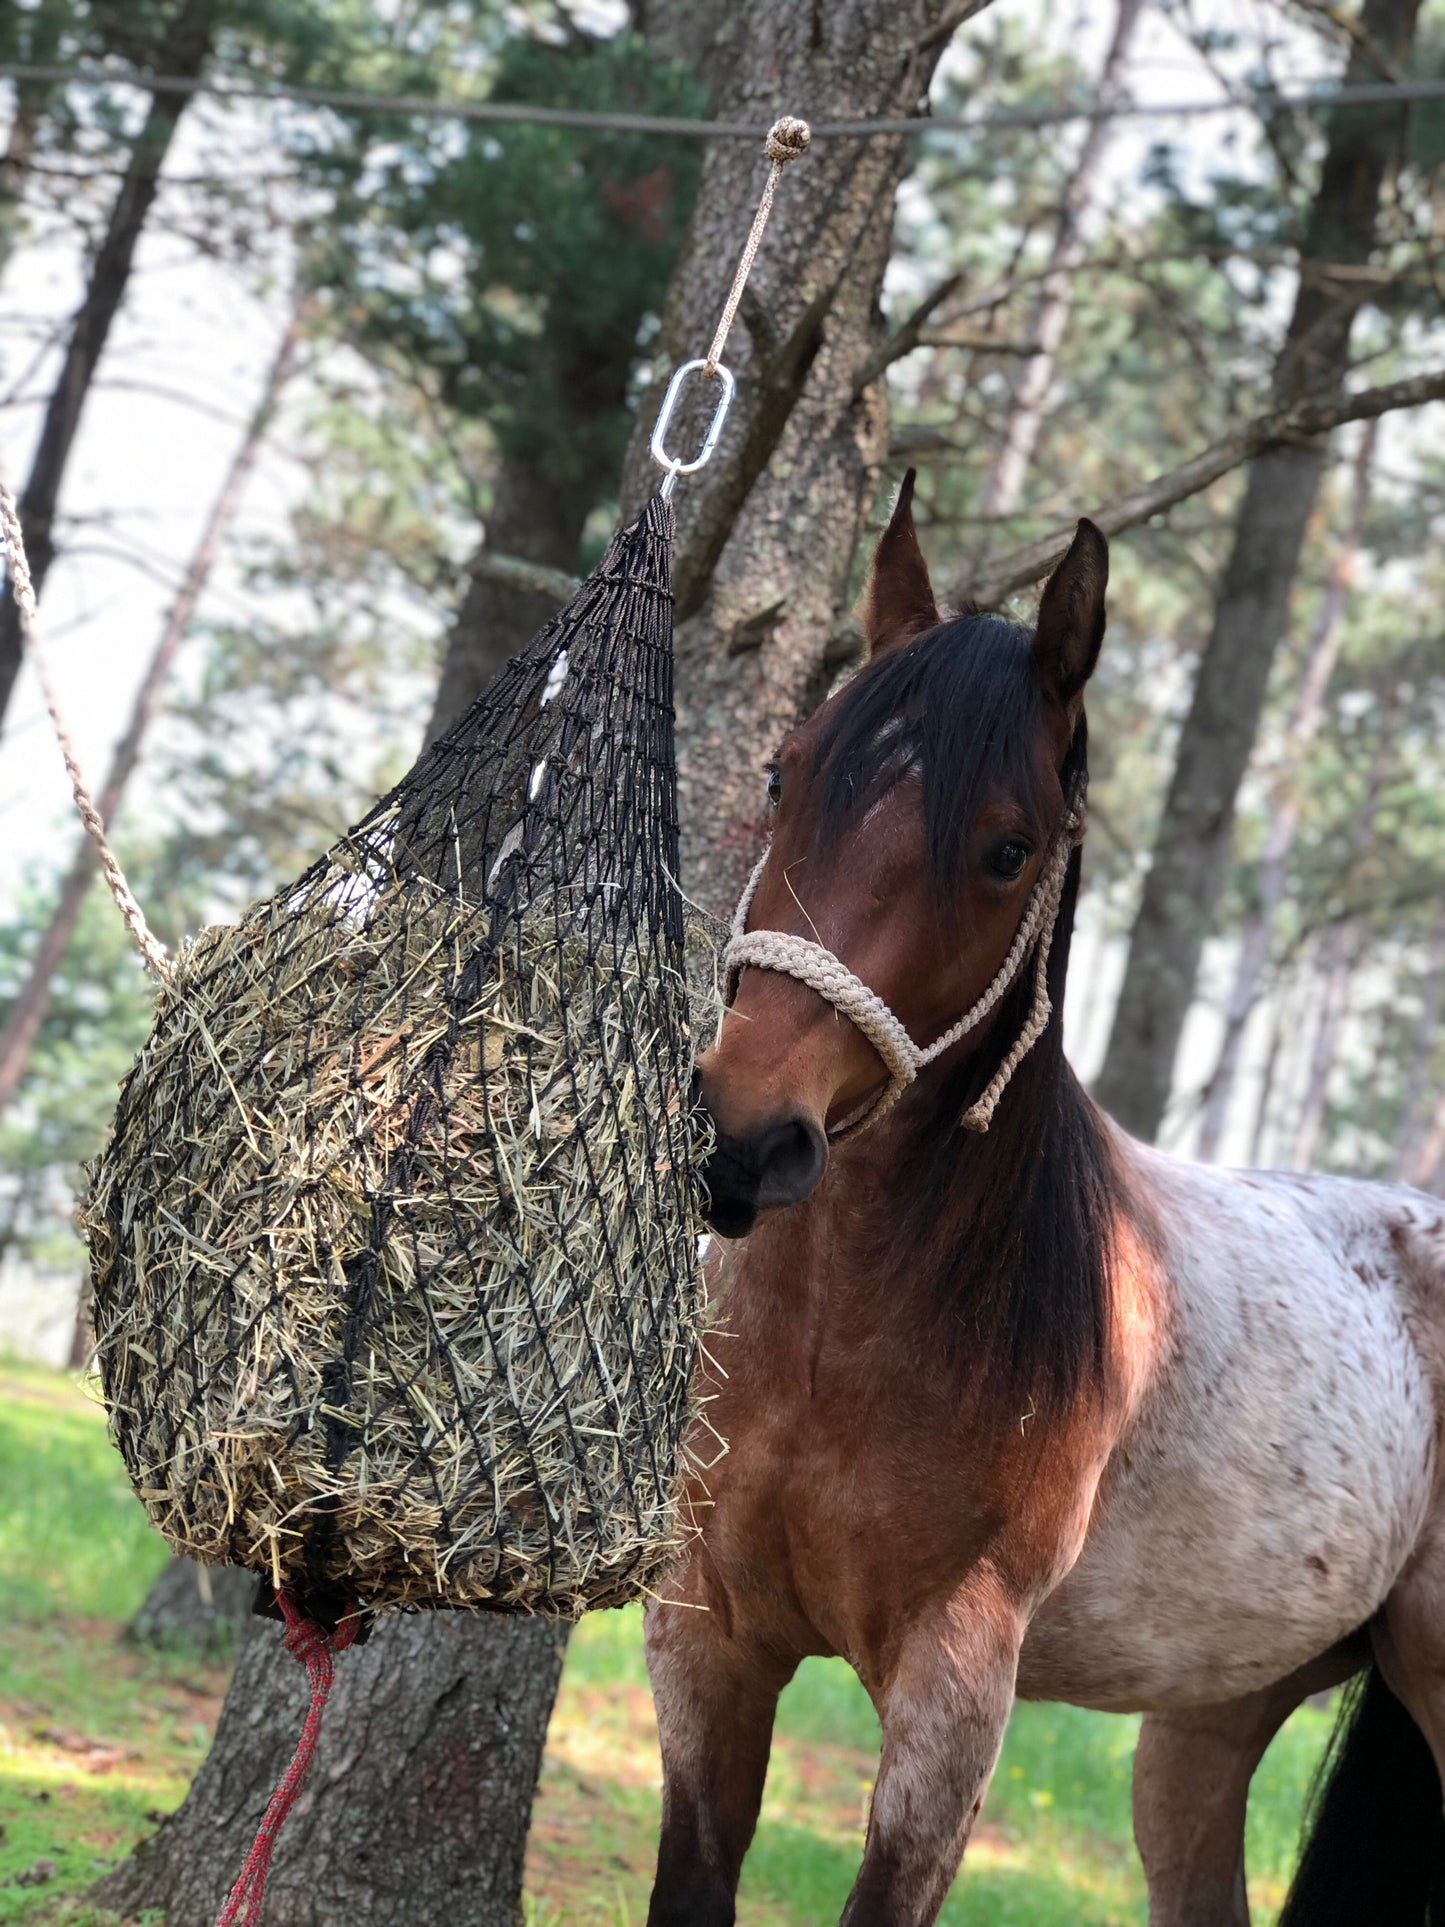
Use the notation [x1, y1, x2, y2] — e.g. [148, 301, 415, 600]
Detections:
[956, 368, 1445, 606]
[466, 550, 580, 603]
[850, 272, 964, 396]
[915, 0, 994, 51]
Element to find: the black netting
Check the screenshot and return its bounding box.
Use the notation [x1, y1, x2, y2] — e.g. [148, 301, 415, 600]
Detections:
[87, 492, 708, 1623]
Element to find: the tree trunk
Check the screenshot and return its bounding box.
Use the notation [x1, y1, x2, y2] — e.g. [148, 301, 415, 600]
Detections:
[423, 456, 596, 745]
[1291, 936, 1353, 1170]
[92, 1611, 567, 1927]
[619, 0, 961, 913]
[975, 0, 1145, 521]
[1193, 419, 1376, 1162]
[127, 1558, 258, 1657]
[0, 0, 213, 730]
[1248, 989, 1289, 1166]
[1394, 908, 1445, 1180]
[0, 312, 301, 1120]
[1092, 0, 1423, 1140]
[0, 81, 44, 284]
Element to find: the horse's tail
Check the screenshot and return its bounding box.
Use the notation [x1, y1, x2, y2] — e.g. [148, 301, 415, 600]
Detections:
[1278, 1664, 1445, 1925]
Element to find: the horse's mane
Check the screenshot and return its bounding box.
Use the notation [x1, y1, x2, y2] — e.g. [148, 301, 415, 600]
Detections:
[811, 615, 1118, 1418]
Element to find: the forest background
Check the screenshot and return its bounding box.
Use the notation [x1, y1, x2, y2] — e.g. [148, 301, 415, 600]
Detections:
[0, 0, 1443, 1919]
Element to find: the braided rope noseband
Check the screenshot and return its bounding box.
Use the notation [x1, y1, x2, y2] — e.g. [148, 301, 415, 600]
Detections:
[720, 774, 1087, 1139]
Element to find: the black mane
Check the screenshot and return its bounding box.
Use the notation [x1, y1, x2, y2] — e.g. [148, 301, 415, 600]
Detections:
[816, 616, 1121, 1419]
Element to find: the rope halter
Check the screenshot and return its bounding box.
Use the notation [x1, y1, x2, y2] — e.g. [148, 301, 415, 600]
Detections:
[720, 774, 1088, 1139]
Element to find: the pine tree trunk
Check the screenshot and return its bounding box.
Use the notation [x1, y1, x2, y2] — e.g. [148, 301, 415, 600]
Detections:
[423, 456, 595, 745]
[1092, 0, 1423, 1140]
[1291, 937, 1353, 1170]
[618, 0, 962, 914]
[0, 0, 214, 728]
[0, 312, 301, 1120]
[975, 0, 1145, 521]
[1193, 420, 1376, 1161]
[1393, 908, 1445, 1181]
[92, 1611, 567, 1927]
[0, 81, 44, 283]
[1248, 991, 1290, 1166]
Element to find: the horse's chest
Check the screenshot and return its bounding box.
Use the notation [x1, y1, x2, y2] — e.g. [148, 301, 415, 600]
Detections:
[696, 1345, 993, 1652]
[1018, 1185, 1438, 1711]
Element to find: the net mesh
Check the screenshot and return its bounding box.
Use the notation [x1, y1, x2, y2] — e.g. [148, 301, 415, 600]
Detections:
[87, 492, 708, 1624]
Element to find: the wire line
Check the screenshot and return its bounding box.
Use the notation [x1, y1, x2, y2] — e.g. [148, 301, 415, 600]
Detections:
[2, 61, 1443, 139]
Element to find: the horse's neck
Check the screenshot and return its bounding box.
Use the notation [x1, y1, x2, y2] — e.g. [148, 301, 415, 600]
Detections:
[722, 1050, 1138, 1427]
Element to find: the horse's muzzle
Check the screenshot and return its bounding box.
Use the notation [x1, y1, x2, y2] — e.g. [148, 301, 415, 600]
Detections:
[697, 1109, 828, 1239]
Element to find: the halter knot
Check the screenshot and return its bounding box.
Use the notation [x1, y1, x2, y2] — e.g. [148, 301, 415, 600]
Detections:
[721, 775, 1086, 1138]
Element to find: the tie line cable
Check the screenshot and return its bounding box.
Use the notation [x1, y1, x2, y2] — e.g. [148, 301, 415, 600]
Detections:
[2, 61, 1443, 139]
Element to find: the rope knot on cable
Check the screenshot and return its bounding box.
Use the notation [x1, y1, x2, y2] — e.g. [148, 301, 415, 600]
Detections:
[765, 115, 812, 163]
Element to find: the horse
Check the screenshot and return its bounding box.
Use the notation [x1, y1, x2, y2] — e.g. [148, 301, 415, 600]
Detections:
[644, 471, 1445, 1927]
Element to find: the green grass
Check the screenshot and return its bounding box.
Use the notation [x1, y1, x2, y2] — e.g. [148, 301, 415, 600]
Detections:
[0, 1359, 167, 1623]
[0, 1360, 1333, 1925]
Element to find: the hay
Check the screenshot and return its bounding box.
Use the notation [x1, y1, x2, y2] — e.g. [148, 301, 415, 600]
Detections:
[87, 491, 709, 1622]
[87, 819, 707, 1618]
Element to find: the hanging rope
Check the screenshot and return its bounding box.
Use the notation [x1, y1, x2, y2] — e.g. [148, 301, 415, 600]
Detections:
[702, 116, 811, 375]
[0, 483, 171, 982]
[213, 1592, 360, 1927]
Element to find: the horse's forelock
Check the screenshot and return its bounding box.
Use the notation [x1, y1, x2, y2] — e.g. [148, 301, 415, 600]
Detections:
[808, 613, 1061, 916]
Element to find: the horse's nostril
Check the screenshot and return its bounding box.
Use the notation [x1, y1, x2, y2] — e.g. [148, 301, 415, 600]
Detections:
[698, 1113, 827, 1238]
[753, 1116, 828, 1212]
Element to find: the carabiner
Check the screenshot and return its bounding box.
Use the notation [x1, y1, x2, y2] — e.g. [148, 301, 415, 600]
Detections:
[650, 359, 736, 498]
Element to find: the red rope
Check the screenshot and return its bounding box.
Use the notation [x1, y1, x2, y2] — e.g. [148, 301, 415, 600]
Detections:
[213, 1592, 360, 1927]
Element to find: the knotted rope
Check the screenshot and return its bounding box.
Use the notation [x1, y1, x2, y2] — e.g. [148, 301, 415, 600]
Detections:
[702, 117, 811, 376]
[722, 775, 1087, 1137]
[0, 481, 171, 981]
[213, 1592, 360, 1927]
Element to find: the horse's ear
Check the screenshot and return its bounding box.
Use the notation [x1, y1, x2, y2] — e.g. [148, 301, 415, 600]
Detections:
[1034, 518, 1108, 713]
[862, 470, 940, 657]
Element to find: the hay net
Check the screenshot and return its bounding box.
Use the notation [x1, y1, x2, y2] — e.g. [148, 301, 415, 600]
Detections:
[87, 491, 708, 1625]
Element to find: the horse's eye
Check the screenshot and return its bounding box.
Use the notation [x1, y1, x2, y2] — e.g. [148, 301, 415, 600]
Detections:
[764, 765, 782, 809]
[988, 840, 1030, 881]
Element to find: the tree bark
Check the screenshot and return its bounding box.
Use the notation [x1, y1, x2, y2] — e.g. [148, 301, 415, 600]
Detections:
[1092, 0, 1424, 1140]
[127, 1558, 257, 1657]
[0, 0, 214, 731]
[92, 1611, 568, 1927]
[619, 0, 962, 914]
[0, 312, 301, 1121]
[1193, 418, 1376, 1162]
[975, 0, 1145, 520]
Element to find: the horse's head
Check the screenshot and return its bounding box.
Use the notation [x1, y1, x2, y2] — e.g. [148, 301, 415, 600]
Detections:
[697, 473, 1108, 1238]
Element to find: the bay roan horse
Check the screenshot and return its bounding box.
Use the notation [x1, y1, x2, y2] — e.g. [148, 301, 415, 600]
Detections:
[646, 473, 1445, 1926]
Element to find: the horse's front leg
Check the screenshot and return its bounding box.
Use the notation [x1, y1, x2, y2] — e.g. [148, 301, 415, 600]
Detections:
[842, 1582, 1022, 1927]
[644, 1594, 794, 1927]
